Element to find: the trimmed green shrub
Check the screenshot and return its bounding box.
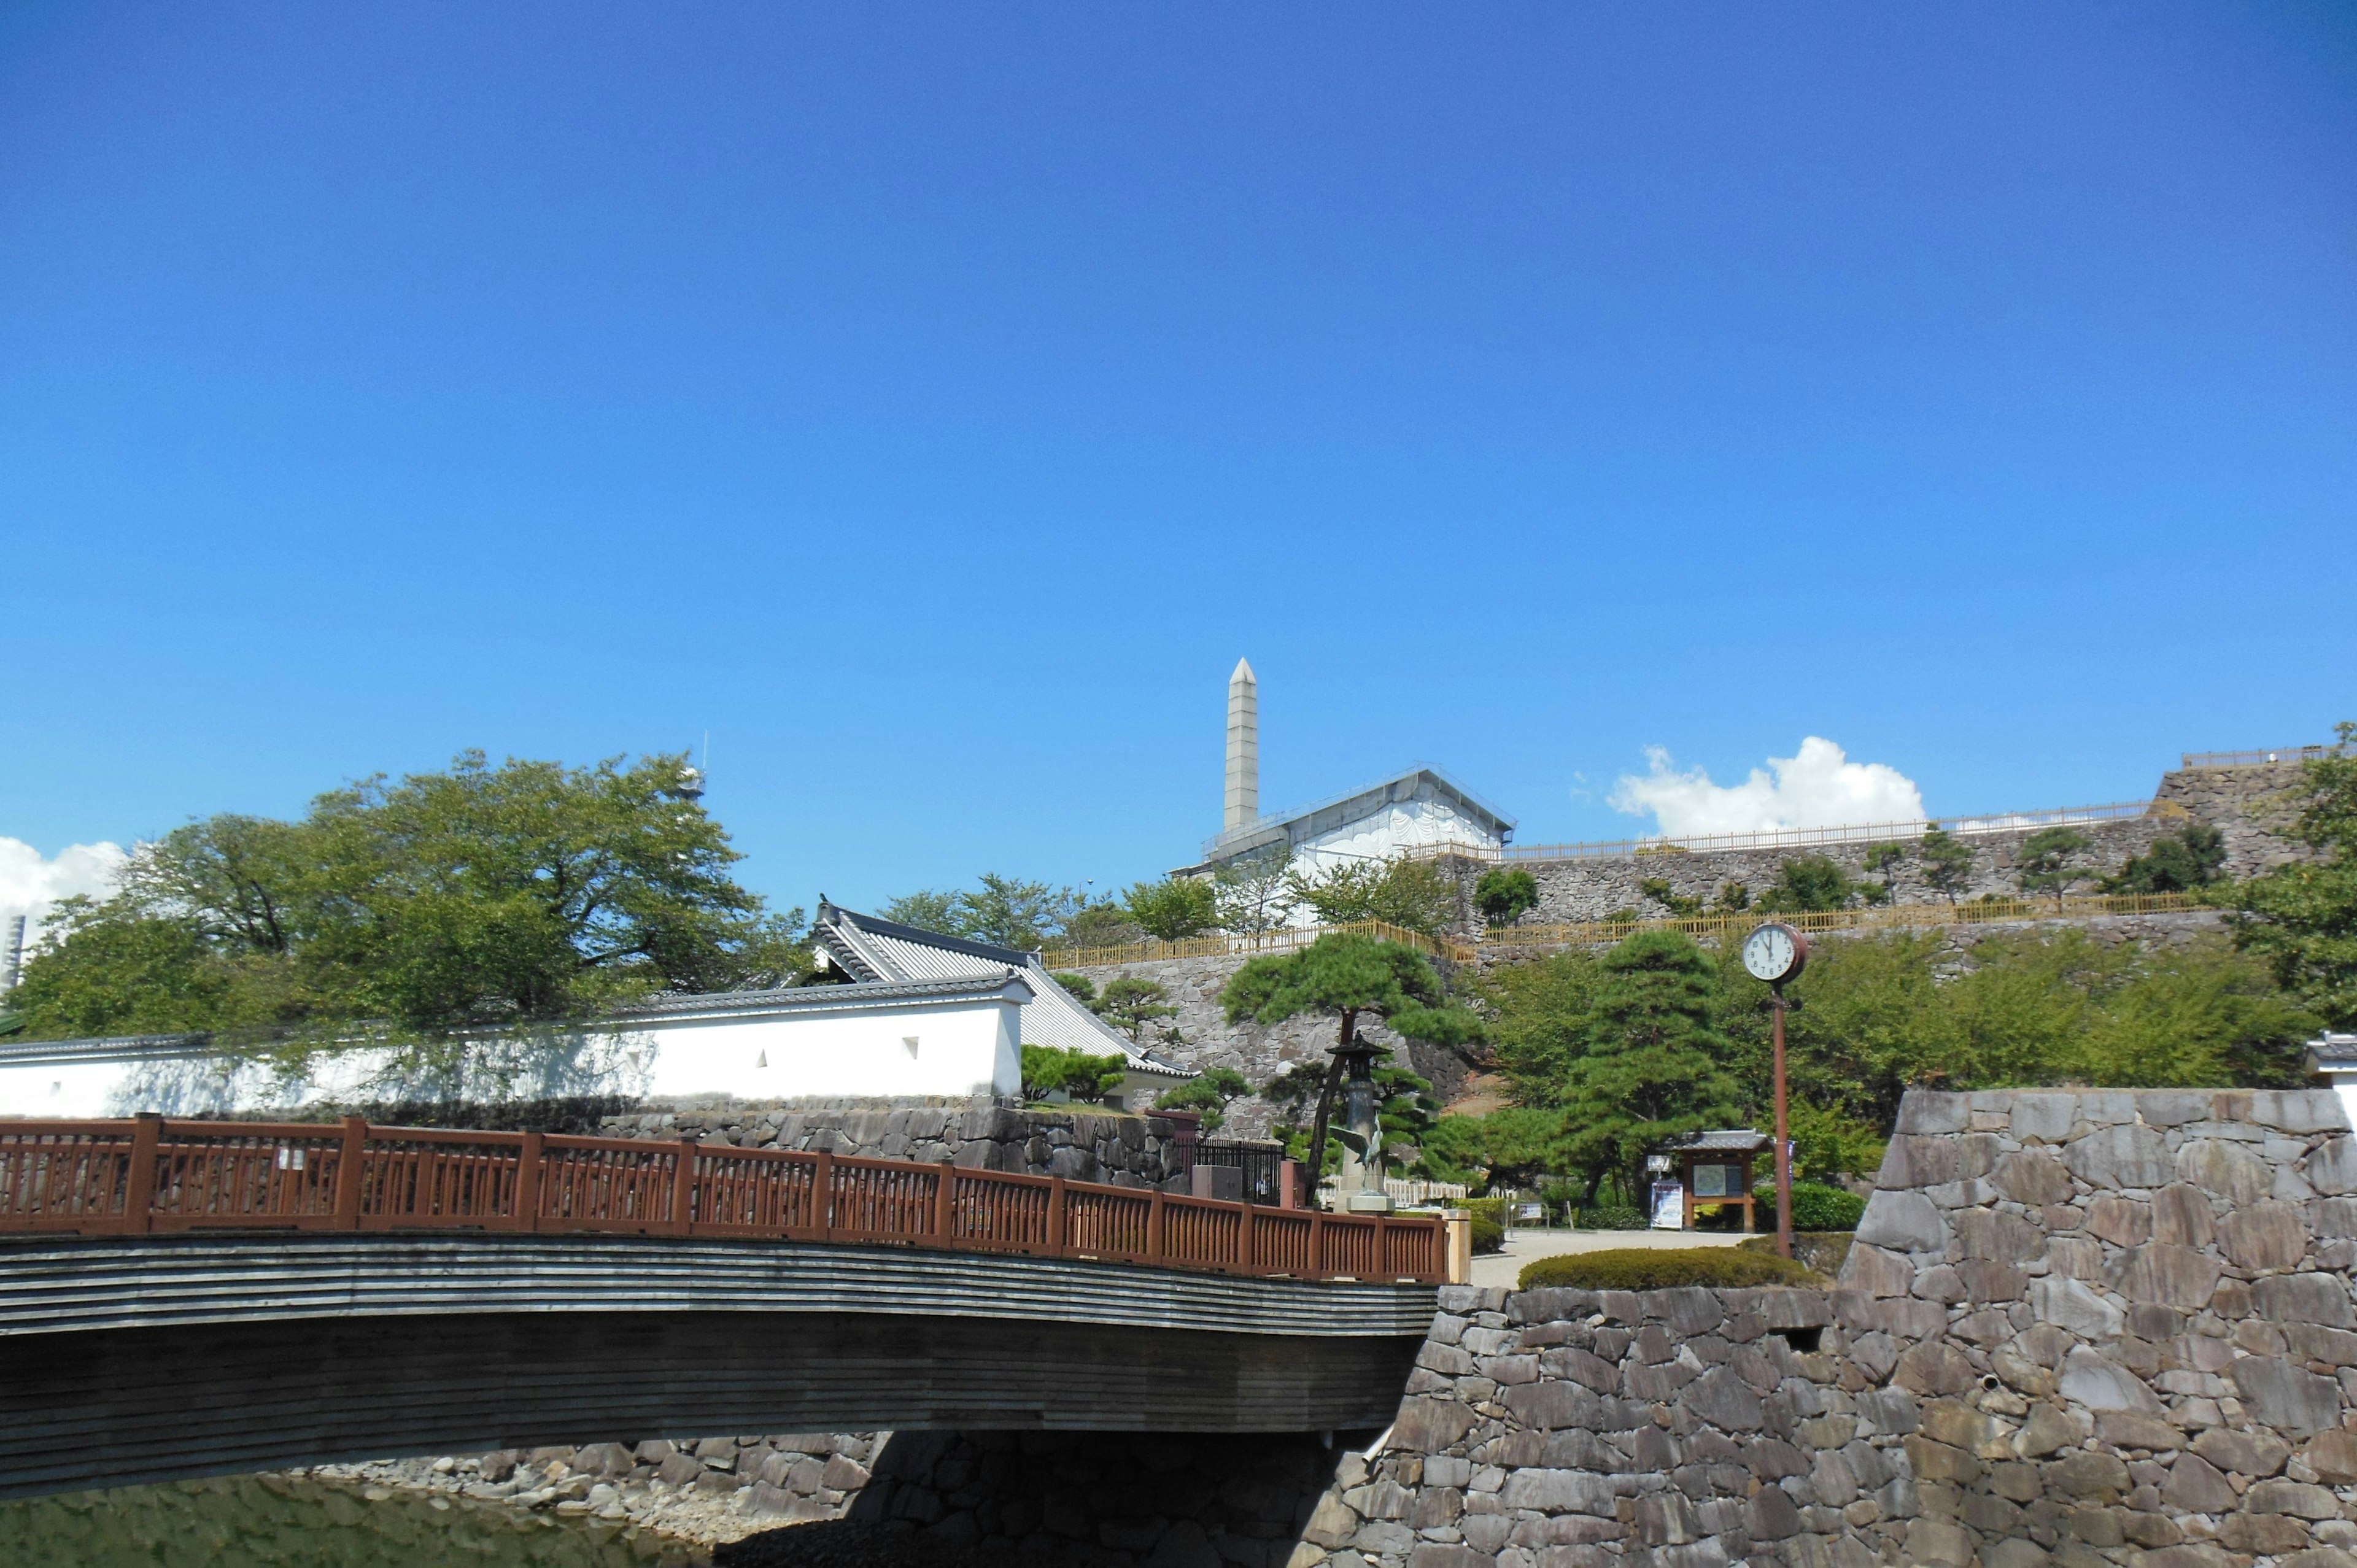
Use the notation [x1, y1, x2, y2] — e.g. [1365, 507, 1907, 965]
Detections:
[1753, 1182, 1867, 1232]
[1576, 1205, 1647, 1231]
[1515, 1246, 1817, 1292]
[1470, 1213, 1504, 1254]
[1464, 1196, 1507, 1230]
[1790, 1183, 1867, 1231]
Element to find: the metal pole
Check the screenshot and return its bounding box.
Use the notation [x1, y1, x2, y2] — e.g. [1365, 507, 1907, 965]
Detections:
[1773, 984, 1792, 1261]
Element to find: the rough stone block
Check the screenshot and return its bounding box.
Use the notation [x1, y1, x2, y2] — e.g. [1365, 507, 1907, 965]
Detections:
[1895, 1094, 1970, 1137]
[1840, 1245, 1913, 1299]
[1991, 1150, 2075, 1206]
[2177, 1140, 2274, 1208]
[2233, 1356, 2345, 1437]
[1391, 1398, 1481, 1454]
[2219, 1202, 2311, 1272]
[2253, 1089, 2350, 1134]
[2083, 1195, 2152, 1248]
[2151, 1183, 2218, 1249]
[1498, 1469, 1614, 1516]
[2307, 1138, 2357, 1197]
[2065, 1124, 2173, 1190]
[2307, 1429, 2357, 1485]
[2114, 1243, 2223, 1311]
[2032, 1275, 2123, 1339]
[2058, 1346, 2162, 1412]
[2010, 1094, 2077, 1145]
[1878, 1135, 1958, 1189]
[1854, 1190, 1946, 1254]
[2250, 1479, 2345, 1519]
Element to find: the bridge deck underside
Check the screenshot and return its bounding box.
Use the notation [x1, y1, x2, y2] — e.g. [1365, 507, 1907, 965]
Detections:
[0, 1308, 1422, 1499]
[0, 1235, 1433, 1499]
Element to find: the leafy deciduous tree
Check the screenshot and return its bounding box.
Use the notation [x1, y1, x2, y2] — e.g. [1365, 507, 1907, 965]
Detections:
[12, 752, 805, 1045]
[2239, 724, 2357, 1027]
[1123, 876, 1220, 941]
[1474, 868, 1540, 928]
[1290, 854, 1463, 937]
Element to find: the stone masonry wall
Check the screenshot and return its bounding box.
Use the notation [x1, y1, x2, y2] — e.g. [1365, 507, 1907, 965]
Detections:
[1440, 760, 2315, 930]
[595, 1103, 1189, 1189]
[1058, 951, 1473, 1140]
[1288, 1086, 2357, 1568]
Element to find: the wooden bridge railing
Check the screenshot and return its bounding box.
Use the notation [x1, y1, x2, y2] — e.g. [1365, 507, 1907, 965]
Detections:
[0, 1117, 1446, 1284]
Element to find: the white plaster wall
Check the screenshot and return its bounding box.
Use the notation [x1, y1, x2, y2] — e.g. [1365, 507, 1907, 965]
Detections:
[629, 998, 1020, 1101]
[0, 997, 1023, 1119]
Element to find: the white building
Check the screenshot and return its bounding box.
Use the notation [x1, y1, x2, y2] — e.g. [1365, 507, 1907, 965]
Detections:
[1179, 657, 1515, 917]
[1196, 764, 1517, 883]
[0, 902, 1194, 1118]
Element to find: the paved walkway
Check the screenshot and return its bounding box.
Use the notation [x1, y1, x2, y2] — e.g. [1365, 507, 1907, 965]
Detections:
[1470, 1226, 1753, 1289]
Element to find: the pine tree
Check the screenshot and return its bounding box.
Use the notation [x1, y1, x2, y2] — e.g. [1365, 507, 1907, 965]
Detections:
[1560, 930, 1743, 1205]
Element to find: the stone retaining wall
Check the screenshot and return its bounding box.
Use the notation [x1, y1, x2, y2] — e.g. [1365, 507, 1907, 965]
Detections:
[594, 1103, 1189, 1189]
[1439, 760, 2312, 930]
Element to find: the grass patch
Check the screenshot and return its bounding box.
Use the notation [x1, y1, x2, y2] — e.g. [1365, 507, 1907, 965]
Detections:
[1516, 1246, 1819, 1292]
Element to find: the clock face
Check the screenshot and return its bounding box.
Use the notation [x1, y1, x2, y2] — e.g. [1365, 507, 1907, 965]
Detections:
[1743, 924, 1797, 982]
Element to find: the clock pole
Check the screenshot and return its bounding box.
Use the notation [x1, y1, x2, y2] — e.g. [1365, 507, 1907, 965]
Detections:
[1771, 978, 1792, 1261]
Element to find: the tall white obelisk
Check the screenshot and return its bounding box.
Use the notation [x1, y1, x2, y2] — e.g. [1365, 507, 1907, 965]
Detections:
[1225, 658, 1259, 833]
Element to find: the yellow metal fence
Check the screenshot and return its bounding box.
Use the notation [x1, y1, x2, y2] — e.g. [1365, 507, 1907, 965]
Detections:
[1041, 919, 1473, 971]
[1474, 892, 2216, 952]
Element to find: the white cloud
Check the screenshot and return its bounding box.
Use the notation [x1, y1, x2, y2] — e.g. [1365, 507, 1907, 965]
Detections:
[0, 837, 130, 955]
[1609, 738, 1927, 838]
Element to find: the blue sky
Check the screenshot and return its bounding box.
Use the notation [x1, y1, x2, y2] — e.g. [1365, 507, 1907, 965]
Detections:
[2, 3, 2352, 924]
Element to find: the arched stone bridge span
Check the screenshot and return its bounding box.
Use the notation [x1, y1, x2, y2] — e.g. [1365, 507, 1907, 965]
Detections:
[0, 1232, 1436, 1500]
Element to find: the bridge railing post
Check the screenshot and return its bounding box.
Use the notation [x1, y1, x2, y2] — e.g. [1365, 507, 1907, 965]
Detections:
[1048, 1176, 1066, 1255]
[333, 1117, 366, 1230]
[814, 1150, 835, 1240]
[1309, 1210, 1326, 1280]
[1236, 1197, 1255, 1275]
[123, 1113, 162, 1234]
[515, 1132, 543, 1234]
[673, 1140, 699, 1236]
[933, 1161, 955, 1245]
[1147, 1188, 1164, 1262]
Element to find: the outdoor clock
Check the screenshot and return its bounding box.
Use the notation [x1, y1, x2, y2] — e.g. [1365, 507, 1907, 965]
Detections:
[1742, 922, 1809, 986]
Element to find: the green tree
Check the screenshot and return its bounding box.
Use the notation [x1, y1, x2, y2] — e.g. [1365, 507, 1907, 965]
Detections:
[1222, 933, 1482, 1195]
[884, 873, 1083, 950]
[1020, 1045, 1126, 1103]
[1093, 976, 1177, 1042]
[1638, 878, 1704, 917]
[2018, 827, 2096, 909]
[880, 890, 961, 933]
[1477, 948, 1603, 1106]
[1716, 882, 1752, 913]
[1123, 876, 1219, 941]
[1052, 972, 1097, 1003]
[2107, 825, 2228, 895]
[2239, 724, 2357, 1026]
[1558, 931, 1743, 1204]
[1212, 849, 1298, 935]
[1862, 844, 1906, 906]
[1918, 829, 1976, 904]
[1474, 868, 1540, 928]
[1761, 855, 1856, 914]
[12, 752, 805, 1044]
[1290, 854, 1462, 937]
[1155, 1067, 1250, 1132]
[1061, 900, 1146, 951]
